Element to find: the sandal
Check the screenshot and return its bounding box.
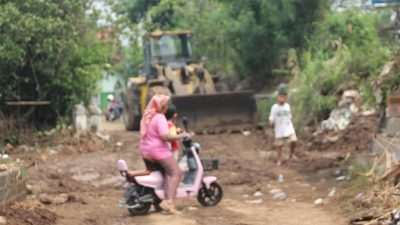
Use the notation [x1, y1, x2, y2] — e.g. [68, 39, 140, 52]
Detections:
[160, 201, 182, 215]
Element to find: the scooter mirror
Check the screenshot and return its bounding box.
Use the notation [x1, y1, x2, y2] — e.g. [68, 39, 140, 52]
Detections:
[182, 117, 189, 131]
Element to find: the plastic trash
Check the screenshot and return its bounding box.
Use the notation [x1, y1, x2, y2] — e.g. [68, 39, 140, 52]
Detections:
[254, 191, 263, 197]
[328, 188, 336, 198]
[277, 174, 284, 183]
[272, 192, 287, 200]
[246, 199, 263, 204]
[314, 198, 324, 205]
[270, 189, 282, 194]
[186, 206, 198, 211]
[242, 131, 252, 136]
[355, 193, 364, 200]
[336, 176, 347, 181]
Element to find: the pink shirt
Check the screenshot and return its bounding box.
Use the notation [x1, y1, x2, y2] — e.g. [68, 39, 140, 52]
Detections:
[140, 114, 172, 160]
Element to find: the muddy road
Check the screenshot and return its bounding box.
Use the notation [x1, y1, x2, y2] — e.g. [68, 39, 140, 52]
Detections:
[7, 122, 348, 225]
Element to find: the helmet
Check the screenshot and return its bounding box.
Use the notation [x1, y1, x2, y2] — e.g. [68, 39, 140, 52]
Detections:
[107, 94, 114, 101]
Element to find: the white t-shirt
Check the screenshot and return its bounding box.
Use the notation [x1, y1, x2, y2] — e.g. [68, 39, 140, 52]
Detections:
[269, 103, 296, 139]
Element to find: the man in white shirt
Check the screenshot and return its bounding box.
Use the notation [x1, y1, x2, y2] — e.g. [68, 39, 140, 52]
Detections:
[269, 91, 297, 166]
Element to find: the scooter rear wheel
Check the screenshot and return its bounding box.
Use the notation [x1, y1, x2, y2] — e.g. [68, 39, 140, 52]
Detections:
[127, 196, 151, 216]
[197, 181, 223, 207]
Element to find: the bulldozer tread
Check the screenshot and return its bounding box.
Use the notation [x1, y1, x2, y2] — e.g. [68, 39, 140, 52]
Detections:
[123, 89, 141, 131]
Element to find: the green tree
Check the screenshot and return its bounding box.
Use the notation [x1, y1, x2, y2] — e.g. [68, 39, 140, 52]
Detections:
[115, 0, 329, 88]
[0, 0, 111, 125]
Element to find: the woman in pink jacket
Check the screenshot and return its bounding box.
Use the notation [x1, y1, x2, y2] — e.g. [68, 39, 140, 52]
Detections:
[139, 94, 191, 214]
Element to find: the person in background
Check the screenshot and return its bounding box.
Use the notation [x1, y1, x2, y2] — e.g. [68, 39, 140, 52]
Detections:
[164, 104, 182, 160]
[105, 94, 123, 121]
[139, 94, 191, 215]
[269, 90, 297, 166]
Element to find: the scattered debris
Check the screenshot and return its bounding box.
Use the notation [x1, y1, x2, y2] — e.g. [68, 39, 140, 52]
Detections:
[361, 108, 376, 117]
[277, 174, 284, 183]
[47, 149, 57, 155]
[115, 141, 123, 151]
[328, 188, 336, 198]
[270, 189, 282, 194]
[355, 193, 364, 200]
[391, 210, 400, 225]
[253, 191, 263, 197]
[272, 192, 287, 200]
[314, 198, 324, 206]
[336, 176, 347, 181]
[245, 199, 263, 204]
[334, 170, 342, 176]
[242, 131, 252, 136]
[186, 206, 198, 211]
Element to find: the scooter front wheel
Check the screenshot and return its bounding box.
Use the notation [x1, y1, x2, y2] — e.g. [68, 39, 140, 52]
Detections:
[197, 181, 223, 207]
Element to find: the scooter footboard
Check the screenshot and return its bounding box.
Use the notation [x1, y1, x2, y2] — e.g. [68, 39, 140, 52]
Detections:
[155, 187, 198, 200]
[203, 176, 217, 189]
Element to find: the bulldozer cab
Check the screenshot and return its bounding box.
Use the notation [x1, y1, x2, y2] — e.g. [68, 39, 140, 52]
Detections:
[143, 31, 194, 78]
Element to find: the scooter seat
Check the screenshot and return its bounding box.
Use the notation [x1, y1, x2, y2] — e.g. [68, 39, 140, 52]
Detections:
[127, 170, 151, 177]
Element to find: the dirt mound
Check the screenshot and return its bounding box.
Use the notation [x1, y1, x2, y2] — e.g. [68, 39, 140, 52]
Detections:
[306, 114, 379, 153]
[4, 198, 57, 225]
[287, 114, 379, 171]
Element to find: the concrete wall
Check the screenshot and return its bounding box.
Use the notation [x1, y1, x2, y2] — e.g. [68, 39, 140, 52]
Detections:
[0, 169, 27, 209]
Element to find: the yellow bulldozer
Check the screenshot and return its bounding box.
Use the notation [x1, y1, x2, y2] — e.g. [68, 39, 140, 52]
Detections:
[123, 30, 258, 132]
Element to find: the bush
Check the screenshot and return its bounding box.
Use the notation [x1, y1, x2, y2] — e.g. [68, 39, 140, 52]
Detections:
[290, 10, 389, 129]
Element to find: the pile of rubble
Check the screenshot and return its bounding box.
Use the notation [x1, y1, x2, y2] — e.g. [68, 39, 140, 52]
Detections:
[319, 90, 375, 133]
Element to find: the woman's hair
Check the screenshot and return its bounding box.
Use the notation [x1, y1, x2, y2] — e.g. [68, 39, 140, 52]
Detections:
[140, 94, 170, 137]
[164, 104, 177, 120]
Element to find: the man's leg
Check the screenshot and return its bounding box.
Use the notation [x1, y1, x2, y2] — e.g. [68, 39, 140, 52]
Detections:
[288, 134, 298, 161]
[289, 141, 296, 161]
[276, 146, 282, 166]
[274, 139, 283, 166]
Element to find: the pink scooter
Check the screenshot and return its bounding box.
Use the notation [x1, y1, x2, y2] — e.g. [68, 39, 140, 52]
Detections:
[117, 119, 223, 216]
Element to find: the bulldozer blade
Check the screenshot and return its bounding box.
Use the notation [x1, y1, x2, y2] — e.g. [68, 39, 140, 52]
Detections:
[171, 91, 258, 132]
